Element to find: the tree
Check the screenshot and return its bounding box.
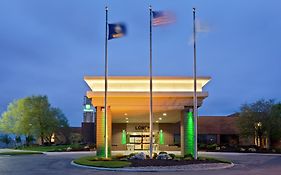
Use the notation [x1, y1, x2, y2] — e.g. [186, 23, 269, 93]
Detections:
[268, 103, 281, 143]
[49, 108, 70, 144]
[0, 95, 69, 145]
[0, 134, 12, 146]
[238, 99, 281, 148]
[0, 99, 29, 135]
[15, 136, 22, 146]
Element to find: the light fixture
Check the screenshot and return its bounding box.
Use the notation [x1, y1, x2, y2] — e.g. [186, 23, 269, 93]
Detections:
[159, 117, 162, 120]
[124, 113, 128, 116]
[85, 104, 91, 110]
[125, 117, 128, 120]
[156, 120, 159, 123]
[163, 113, 167, 116]
[126, 120, 129, 123]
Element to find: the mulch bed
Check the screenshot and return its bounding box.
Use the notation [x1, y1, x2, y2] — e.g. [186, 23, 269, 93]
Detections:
[128, 159, 220, 167]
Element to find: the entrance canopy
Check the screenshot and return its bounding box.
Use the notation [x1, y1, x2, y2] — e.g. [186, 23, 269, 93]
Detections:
[85, 76, 210, 123]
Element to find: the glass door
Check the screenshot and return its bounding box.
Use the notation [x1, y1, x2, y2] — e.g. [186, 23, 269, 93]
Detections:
[129, 133, 154, 150]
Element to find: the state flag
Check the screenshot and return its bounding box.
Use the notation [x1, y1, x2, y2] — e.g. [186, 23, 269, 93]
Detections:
[108, 23, 127, 40]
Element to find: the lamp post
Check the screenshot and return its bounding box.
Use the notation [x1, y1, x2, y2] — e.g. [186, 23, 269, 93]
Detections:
[255, 122, 262, 147]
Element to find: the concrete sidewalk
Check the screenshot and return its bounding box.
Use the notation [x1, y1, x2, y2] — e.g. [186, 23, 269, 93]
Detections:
[0, 149, 15, 153]
[0, 148, 41, 153]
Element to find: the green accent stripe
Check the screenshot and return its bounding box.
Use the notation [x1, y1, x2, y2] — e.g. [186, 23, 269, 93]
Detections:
[186, 111, 194, 157]
[121, 130, 127, 144]
[159, 129, 164, 145]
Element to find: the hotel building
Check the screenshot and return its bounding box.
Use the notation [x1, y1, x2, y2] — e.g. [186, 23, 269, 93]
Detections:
[84, 76, 212, 156]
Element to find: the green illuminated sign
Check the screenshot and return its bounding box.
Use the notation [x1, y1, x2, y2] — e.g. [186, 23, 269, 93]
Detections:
[122, 130, 126, 144]
[83, 104, 93, 112]
[159, 129, 164, 145]
[85, 104, 91, 110]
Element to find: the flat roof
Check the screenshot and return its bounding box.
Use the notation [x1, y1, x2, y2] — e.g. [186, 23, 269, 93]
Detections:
[84, 76, 211, 93]
[84, 76, 211, 123]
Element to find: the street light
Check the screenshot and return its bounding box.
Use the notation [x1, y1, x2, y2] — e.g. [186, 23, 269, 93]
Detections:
[255, 122, 262, 147]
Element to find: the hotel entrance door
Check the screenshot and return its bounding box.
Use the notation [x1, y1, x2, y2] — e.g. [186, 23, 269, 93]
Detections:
[128, 132, 153, 150]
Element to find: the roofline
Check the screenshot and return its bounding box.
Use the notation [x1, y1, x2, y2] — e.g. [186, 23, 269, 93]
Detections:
[84, 76, 211, 80]
[199, 115, 239, 118]
[87, 91, 209, 98]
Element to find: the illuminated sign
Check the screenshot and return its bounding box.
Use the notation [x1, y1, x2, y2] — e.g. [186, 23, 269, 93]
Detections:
[85, 104, 91, 110]
[135, 125, 149, 131]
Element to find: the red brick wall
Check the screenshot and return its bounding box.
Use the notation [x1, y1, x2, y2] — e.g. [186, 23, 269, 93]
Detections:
[198, 116, 240, 134]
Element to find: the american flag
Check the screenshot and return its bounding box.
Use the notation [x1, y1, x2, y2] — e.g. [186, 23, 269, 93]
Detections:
[152, 11, 175, 26]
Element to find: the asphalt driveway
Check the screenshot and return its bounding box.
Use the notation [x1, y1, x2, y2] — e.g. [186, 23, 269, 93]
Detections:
[0, 151, 280, 175]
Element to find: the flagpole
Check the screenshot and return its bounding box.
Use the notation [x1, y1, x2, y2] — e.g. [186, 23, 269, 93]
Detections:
[192, 7, 198, 160]
[149, 5, 153, 159]
[104, 6, 108, 159]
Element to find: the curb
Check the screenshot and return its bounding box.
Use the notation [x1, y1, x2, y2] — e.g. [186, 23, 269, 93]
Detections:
[71, 161, 235, 172]
[201, 151, 281, 156]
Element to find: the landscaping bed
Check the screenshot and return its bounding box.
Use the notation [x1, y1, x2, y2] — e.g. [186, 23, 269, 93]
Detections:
[128, 158, 227, 167]
[199, 144, 281, 154]
[73, 153, 231, 168]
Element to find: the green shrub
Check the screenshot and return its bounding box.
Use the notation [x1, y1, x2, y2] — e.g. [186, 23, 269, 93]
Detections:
[114, 154, 127, 160]
[70, 143, 84, 151]
[128, 152, 137, 158]
[184, 153, 194, 160]
[168, 153, 176, 160]
[198, 157, 207, 161]
[88, 144, 96, 149]
[198, 143, 206, 149]
[206, 144, 218, 150]
[184, 156, 194, 160]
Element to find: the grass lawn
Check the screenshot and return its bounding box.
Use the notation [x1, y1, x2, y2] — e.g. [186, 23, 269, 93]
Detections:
[16, 145, 72, 152]
[74, 156, 131, 168]
[0, 151, 43, 156]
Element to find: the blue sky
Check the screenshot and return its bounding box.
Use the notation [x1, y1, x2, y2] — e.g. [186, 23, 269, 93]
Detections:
[0, 0, 281, 126]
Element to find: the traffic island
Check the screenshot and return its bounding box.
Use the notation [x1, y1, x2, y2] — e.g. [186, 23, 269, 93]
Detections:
[72, 154, 234, 172]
